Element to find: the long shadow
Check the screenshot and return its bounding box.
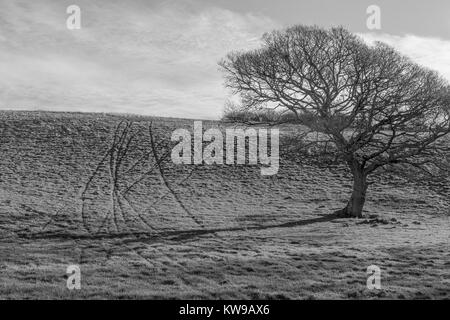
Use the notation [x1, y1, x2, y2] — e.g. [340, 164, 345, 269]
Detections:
[154, 213, 340, 243]
[18, 213, 341, 243]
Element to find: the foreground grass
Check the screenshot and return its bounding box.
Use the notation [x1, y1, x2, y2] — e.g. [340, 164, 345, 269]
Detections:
[0, 111, 448, 299]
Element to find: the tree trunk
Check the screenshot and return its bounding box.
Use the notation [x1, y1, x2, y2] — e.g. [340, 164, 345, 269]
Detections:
[335, 163, 368, 218]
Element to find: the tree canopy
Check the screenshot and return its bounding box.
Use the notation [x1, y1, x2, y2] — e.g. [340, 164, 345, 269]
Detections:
[220, 25, 450, 217]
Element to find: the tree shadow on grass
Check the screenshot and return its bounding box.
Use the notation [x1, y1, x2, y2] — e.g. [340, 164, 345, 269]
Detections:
[18, 213, 342, 244]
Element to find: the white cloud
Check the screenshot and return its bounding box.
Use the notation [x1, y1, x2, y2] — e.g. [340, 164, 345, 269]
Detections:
[0, 0, 279, 119]
[359, 33, 450, 83]
[5, 1, 446, 120]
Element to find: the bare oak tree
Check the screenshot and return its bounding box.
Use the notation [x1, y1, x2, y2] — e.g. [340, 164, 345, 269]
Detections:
[220, 25, 450, 218]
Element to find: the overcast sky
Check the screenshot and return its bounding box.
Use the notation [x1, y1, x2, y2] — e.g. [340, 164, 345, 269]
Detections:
[1, 0, 449, 119]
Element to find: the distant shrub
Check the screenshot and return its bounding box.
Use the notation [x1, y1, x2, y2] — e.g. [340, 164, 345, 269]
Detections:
[222, 102, 303, 124]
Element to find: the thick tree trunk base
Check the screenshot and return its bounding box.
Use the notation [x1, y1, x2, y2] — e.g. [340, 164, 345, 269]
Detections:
[334, 164, 368, 218]
[333, 205, 363, 218]
[326, 160, 370, 218]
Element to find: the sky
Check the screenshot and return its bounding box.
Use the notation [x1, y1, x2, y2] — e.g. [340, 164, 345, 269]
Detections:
[0, 0, 449, 119]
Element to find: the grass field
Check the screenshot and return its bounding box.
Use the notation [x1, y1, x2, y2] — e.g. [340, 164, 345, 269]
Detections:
[0, 111, 449, 299]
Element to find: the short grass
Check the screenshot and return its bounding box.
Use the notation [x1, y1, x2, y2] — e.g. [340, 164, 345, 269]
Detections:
[0, 111, 448, 299]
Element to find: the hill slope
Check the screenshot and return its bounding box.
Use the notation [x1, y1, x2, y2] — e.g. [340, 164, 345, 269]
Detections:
[0, 111, 448, 299]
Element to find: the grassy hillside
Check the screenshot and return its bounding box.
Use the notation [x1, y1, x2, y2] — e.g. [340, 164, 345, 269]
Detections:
[0, 111, 448, 299]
